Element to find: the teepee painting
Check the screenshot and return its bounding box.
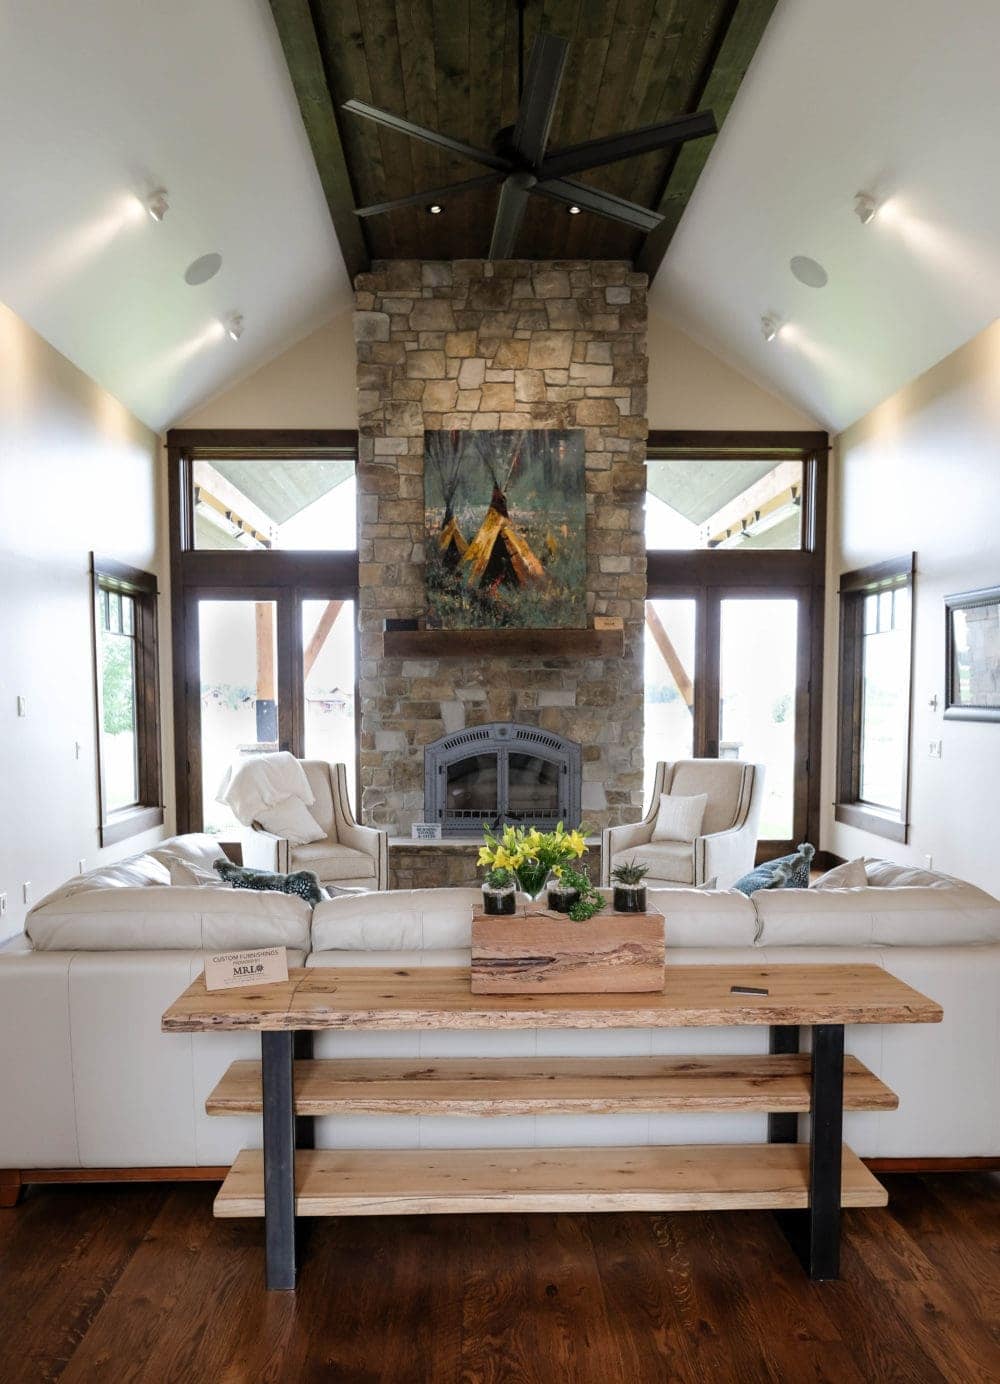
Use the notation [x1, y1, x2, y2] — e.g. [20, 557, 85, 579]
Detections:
[424, 428, 586, 630]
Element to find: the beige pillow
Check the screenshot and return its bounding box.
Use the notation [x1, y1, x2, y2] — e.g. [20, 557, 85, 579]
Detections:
[169, 859, 227, 888]
[255, 797, 326, 846]
[812, 857, 868, 890]
[651, 793, 708, 844]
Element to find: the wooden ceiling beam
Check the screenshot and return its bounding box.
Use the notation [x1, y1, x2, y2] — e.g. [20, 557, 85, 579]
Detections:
[267, 0, 370, 282]
[636, 0, 780, 279]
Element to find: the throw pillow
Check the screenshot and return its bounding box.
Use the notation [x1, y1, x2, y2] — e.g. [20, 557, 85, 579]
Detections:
[651, 793, 708, 844]
[732, 843, 815, 897]
[213, 860, 324, 905]
[812, 857, 868, 890]
[169, 859, 227, 888]
[254, 797, 326, 846]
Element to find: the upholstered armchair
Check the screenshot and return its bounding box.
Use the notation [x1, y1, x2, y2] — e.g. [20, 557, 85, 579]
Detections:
[600, 759, 764, 890]
[242, 761, 388, 891]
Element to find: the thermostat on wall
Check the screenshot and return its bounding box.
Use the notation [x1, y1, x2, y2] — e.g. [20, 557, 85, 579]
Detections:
[411, 822, 443, 840]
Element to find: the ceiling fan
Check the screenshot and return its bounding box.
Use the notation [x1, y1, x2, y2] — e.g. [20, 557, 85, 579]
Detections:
[342, 27, 717, 258]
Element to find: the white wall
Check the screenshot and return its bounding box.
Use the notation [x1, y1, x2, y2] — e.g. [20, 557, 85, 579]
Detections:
[821, 317, 1000, 895]
[0, 301, 172, 939]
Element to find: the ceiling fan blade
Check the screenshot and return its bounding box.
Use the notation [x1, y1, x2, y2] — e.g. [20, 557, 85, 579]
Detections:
[533, 178, 663, 232]
[489, 174, 534, 259]
[356, 173, 503, 218]
[342, 99, 510, 172]
[540, 109, 717, 179]
[512, 32, 570, 166]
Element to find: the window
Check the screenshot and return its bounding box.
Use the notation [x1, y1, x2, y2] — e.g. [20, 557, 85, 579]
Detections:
[646, 456, 805, 550]
[191, 454, 356, 550]
[836, 555, 915, 842]
[91, 556, 163, 845]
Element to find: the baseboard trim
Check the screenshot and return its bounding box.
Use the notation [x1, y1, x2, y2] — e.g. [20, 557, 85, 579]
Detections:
[864, 1157, 1000, 1173]
[15, 1166, 229, 1187]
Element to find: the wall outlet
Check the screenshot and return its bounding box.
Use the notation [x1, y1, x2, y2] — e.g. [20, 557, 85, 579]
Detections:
[0, 893, 6, 918]
[22, 882, 31, 905]
[75, 741, 82, 760]
[16, 696, 27, 717]
[924, 854, 933, 870]
[78, 858, 87, 875]
[928, 739, 943, 759]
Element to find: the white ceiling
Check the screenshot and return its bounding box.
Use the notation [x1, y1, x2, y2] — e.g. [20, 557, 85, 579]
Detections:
[0, 0, 352, 432]
[652, 0, 1000, 432]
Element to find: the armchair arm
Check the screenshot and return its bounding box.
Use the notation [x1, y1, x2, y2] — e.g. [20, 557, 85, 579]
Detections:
[336, 820, 389, 890]
[696, 824, 757, 890]
[240, 827, 290, 874]
[600, 820, 655, 885]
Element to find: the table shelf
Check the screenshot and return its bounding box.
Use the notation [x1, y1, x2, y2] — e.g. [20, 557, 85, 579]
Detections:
[214, 1143, 888, 1219]
[206, 1054, 898, 1118]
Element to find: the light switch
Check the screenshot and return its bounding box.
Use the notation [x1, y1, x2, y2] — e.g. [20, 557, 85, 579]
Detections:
[929, 740, 942, 759]
[16, 696, 27, 717]
[22, 882, 31, 905]
[0, 893, 6, 917]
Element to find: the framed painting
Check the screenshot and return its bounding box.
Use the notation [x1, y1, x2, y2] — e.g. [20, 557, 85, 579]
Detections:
[423, 428, 586, 630]
[944, 585, 1000, 721]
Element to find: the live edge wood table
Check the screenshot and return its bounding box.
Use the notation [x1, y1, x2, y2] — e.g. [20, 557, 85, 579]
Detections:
[161, 964, 942, 1291]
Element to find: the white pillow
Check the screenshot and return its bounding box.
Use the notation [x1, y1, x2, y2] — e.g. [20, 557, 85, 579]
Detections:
[169, 858, 227, 888]
[150, 833, 228, 872]
[651, 793, 708, 843]
[812, 858, 868, 890]
[255, 797, 326, 846]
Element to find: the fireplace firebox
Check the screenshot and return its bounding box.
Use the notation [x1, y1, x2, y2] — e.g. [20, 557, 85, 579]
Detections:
[425, 723, 582, 836]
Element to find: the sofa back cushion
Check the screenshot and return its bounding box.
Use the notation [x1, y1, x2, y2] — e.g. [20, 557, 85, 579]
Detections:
[149, 834, 229, 873]
[753, 878, 1000, 947]
[26, 886, 312, 952]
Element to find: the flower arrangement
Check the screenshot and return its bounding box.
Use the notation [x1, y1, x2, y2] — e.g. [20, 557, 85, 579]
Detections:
[478, 822, 588, 900]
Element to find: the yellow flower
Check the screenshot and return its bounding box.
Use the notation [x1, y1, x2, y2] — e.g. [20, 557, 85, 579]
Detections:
[565, 829, 587, 857]
[477, 845, 495, 867]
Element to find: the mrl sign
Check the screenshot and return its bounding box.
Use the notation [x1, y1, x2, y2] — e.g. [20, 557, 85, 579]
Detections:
[204, 946, 289, 992]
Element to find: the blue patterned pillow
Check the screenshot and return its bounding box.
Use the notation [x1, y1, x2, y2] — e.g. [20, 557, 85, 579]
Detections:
[732, 843, 814, 897]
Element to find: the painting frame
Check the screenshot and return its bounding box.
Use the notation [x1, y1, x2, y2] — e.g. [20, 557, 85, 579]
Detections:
[944, 584, 1000, 722]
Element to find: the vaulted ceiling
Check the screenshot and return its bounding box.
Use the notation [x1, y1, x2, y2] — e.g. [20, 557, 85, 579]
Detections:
[270, 0, 779, 279]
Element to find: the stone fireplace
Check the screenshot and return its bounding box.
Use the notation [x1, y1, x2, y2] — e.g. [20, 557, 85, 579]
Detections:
[425, 722, 582, 835]
[354, 258, 648, 839]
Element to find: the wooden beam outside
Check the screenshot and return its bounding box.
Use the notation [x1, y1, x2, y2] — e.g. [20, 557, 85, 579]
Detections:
[645, 606, 695, 709]
[303, 600, 344, 680]
[256, 603, 276, 702]
[637, 0, 781, 279]
[267, 0, 369, 282]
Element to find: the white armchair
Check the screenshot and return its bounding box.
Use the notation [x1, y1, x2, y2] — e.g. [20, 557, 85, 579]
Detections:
[601, 760, 764, 890]
[241, 761, 387, 891]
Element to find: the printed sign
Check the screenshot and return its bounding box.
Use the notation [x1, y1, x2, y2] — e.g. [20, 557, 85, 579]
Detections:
[204, 946, 289, 992]
[593, 615, 624, 630]
[411, 822, 443, 840]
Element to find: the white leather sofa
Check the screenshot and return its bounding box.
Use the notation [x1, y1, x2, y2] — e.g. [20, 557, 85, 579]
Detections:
[0, 848, 997, 1182]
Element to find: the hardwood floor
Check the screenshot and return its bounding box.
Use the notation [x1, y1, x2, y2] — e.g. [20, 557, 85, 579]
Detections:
[1, 1174, 998, 1383]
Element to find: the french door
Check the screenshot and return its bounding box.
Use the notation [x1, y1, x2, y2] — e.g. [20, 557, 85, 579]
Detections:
[644, 586, 819, 857]
[183, 588, 357, 834]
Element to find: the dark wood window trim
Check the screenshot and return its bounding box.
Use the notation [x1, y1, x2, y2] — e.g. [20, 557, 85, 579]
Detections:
[91, 555, 163, 846]
[645, 431, 829, 854]
[165, 429, 360, 835]
[835, 554, 915, 843]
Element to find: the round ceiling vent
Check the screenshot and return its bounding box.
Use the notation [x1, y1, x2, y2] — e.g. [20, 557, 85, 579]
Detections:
[184, 252, 223, 286]
[790, 255, 828, 288]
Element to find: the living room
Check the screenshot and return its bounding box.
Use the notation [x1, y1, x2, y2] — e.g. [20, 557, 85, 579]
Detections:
[2, 1, 999, 1380]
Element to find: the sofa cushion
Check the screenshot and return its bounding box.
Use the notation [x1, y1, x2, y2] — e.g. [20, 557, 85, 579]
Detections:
[612, 842, 694, 884]
[31, 854, 171, 913]
[149, 834, 229, 873]
[647, 888, 758, 947]
[291, 842, 376, 882]
[25, 886, 312, 951]
[651, 793, 707, 844]
[312, 887, 482, 951]
[812, 858, 868, 890]
[169, 859, 226, 888]
[753, 878, 1000, 947]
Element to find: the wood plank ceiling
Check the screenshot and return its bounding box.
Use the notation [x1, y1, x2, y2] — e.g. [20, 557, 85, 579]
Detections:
[269, 0, 778, 282]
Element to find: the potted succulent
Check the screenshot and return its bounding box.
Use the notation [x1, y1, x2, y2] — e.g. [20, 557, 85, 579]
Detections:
[610, 859, 650, 913]
[481, 865, 517, 916]
[547, 864, 605, 921]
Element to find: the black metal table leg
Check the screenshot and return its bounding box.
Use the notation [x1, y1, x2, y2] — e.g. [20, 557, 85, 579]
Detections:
[261, 1030, 296, 1290]
[806, 1023, 845, 1280]
[293, 1031, 315, 1150]
[768, 1024, 801, 1144]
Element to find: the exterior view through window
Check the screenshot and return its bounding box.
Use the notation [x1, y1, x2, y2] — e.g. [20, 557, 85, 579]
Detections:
[192, 457, 356, 550]
[646, 458, 804, 550]
[302, 599, 357, 809]
[859, 584, 911, 812]
[643, 599, 696, 804]
[97, 587, 139, 811]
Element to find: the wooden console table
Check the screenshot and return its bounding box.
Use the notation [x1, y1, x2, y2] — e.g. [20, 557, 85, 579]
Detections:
[162, 965, 942, 1290]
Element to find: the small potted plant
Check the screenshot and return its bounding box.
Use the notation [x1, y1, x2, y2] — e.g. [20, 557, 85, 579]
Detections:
[481, 865, 517, 916]
[546, 863, 582, 914]
[610, 859, 649, 913]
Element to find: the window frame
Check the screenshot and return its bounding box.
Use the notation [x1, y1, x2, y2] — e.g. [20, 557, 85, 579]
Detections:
[90, 554, 164, 846]
[835, 554, 915, 842]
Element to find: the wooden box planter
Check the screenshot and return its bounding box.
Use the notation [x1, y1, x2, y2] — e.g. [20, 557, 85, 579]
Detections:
[470, 905, 665, 995]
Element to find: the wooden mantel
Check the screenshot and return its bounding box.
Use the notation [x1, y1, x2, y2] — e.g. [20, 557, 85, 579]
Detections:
[381, 628, 624, 659]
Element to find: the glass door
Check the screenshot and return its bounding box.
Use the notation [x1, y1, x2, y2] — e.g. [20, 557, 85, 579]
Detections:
[301, 598, 357, 812]
[643, 598, 699, 805]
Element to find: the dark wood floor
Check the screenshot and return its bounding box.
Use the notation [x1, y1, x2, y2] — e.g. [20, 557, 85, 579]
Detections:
[1, 1173, 998, 1383]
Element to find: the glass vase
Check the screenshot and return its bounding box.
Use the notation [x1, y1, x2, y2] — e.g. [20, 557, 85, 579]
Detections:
[514, 862, 551, 901]
[481, 884, 517, 916]
[546, 884, 580, 914]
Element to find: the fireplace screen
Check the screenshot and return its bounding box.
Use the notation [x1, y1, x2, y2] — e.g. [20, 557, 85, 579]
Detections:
[426, 723, 581, 835]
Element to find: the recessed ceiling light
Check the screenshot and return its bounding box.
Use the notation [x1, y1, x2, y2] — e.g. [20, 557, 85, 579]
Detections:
[427, 203, 443, 214]
[184, 252, 223, 286]
[854, 192, 878, 225]
[761, 314, 779, 343]
[790, 255, 828, 288]
[225, 312, 244, 342]
[144, 188, 169, 222]
[568, 204, 582, 215]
